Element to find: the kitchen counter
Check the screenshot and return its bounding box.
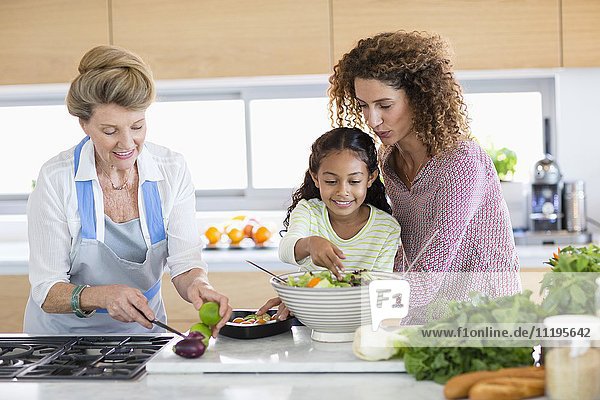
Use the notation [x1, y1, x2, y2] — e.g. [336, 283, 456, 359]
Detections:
[146, 326, 406, 373]
[0, 327, 549, 400]
[0, 373, 445, 400]
[0, 328, 444, 399]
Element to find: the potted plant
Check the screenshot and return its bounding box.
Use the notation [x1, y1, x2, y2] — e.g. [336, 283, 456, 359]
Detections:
[485, 146, 527, 230]
[486, 146, 517, 182]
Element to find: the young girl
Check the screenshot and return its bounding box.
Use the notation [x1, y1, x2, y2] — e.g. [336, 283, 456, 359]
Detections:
[279, 127, 401, 277]
[257, 128, 401, 319]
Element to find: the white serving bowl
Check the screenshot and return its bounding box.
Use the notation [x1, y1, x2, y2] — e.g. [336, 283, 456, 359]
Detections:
[271, 270, 401, 342]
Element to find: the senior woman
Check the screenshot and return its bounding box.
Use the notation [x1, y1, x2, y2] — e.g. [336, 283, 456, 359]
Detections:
[24, 45, 231, 334]
[328, 31, 521, 321]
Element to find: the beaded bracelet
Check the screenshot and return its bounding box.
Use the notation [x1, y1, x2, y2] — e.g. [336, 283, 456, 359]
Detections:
[71, 284, 95, 318]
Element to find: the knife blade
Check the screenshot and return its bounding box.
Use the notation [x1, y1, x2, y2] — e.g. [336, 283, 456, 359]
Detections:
[150, 318, 187, 338]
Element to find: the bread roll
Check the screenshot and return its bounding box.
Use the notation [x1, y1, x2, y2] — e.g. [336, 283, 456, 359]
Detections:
[444, 366, 544, 399]
[468, 377, 545, 400]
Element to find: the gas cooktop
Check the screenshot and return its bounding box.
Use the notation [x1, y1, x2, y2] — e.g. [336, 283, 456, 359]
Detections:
[0, 335, 173, 380]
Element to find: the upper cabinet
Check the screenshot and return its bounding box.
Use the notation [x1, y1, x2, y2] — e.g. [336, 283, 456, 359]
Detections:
[562, 0, 600, 67]
[0, 0, 110, 85]
[331, 0, 561, 70]
[111, 0, 331, 79]
[2, 0, 599, 85]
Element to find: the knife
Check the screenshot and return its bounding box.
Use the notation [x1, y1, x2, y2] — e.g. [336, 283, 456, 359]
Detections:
[136, 307, 187, 338]
[149, 318, 187, 338]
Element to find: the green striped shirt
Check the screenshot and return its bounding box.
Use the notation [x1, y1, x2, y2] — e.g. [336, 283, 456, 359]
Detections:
[278, 198, 401, 272]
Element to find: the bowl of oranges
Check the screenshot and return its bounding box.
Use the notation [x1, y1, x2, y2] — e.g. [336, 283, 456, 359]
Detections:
[203, 215, 274, 249]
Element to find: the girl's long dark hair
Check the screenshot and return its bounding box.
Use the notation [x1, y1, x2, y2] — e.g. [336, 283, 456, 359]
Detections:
[282, 127, 392, 231]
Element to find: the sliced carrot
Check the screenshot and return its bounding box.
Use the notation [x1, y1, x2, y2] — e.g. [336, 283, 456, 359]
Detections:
[553, 247, 561, 260]
[307, 277, 322, 288]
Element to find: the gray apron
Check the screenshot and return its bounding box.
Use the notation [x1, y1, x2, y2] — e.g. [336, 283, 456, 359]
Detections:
[24, 137, 168, 334]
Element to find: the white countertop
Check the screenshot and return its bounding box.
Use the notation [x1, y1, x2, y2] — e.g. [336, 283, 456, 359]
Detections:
[0, 328, 549, 400]
[147, 326, 406, 373]
[0, 329, 441, 400]
[0, 373, 446, 400]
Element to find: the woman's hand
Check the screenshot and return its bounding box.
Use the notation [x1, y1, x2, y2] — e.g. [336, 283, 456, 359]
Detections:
[306, 236, 346, 279]
[256, 297, 292, 321]
[186, 279, 232, 337]
[102, 284, 155, 329]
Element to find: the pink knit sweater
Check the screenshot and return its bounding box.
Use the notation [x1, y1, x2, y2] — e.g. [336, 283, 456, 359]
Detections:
[380, 140, 521, 321]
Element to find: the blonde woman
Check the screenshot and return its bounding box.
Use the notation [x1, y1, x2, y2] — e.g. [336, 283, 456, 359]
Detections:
[25, 45, 231, 335]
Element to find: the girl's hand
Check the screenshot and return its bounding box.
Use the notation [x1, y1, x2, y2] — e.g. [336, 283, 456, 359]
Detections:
[256, 297, 292, 321]
[307, 236, 346, 279]
[102, 284, 155, 329]
[186, 281, 232, 337]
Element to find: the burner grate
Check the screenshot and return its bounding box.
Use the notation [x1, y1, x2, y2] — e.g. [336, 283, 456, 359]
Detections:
[0, 335, 172, 380]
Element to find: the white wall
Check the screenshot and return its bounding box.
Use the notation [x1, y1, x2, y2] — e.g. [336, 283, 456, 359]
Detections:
[555, 69, 600, 233]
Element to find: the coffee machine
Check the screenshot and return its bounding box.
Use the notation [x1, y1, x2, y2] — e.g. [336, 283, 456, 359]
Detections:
[514, 119, 592, 245]
[529, 118, 563, 231]
[530, 155, 563, 231]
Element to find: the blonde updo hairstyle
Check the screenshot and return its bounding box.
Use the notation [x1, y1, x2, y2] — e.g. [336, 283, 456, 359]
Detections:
[328, 31, 471, 157]
[66, 45, 155, 121]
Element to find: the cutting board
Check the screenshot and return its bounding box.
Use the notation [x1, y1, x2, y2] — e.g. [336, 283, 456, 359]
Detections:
[146, 326, 405, 373]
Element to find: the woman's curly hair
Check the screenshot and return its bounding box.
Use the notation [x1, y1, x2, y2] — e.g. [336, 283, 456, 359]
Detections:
[328, 31, 471, 156]
[282, 127, 392, 231]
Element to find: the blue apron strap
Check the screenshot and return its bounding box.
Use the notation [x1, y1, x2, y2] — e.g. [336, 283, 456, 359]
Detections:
[74, 137, 96, 240]
[96, 279, 162, 314]
[141, 180, 166, 245]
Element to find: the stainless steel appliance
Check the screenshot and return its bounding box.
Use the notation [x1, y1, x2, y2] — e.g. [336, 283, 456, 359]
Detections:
[563, 180, 587, 232]
[530, 119, 565, 231]
[530, 155, 563, 231]
[0, 335, 172, 380]
[514, 119, 592, 246]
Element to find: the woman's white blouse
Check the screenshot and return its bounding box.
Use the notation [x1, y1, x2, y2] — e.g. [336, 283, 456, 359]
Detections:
[27, 140, 206, 307]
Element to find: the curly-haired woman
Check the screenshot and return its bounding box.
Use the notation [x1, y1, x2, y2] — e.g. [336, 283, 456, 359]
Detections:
[329, 31, 521, 321]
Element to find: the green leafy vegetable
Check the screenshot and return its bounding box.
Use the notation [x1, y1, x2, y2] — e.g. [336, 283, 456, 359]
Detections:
[287, 269, 373, 288]
[398, 291, 545, 384]
[540, 244, 600, 315]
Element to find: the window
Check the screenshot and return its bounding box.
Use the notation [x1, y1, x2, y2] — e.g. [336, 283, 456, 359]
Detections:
[249, 97, 330, 189]
[0, 104, 81, 194]
[459, 74, 556, 182]
[465, 92, 544, 182]
[146, 100, 247, 190]
[0, 74, 555, 214]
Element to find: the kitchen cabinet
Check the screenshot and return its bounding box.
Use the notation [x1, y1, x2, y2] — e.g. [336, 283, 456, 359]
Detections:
[562, 0, 600, 67]
[331, 0, 561, 70]
[3, 0, 599, 85]
[0, 276, 29, 333]
[111, 0, 331, 79]
[0, 0, 110, 85]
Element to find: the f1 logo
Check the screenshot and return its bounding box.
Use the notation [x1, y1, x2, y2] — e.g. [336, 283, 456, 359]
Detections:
[368, 279, 410, 331]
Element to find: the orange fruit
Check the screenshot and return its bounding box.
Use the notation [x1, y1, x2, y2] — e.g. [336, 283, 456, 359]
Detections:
[252, 226, 272, 244]
[243, 223, 255, 238]
[227, 228, 244, 245]
[204, 226, 221, 245]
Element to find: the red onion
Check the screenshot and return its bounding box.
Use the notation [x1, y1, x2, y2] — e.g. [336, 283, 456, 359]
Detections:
[172, 336, 206, 359]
